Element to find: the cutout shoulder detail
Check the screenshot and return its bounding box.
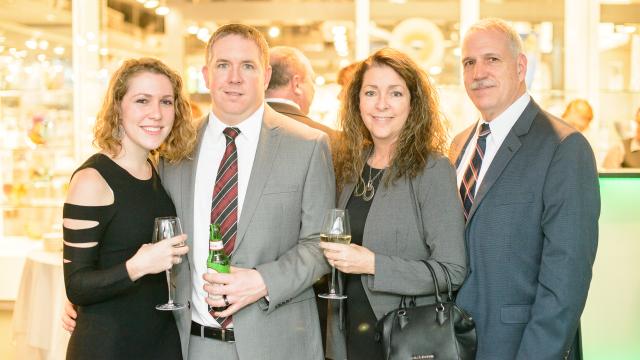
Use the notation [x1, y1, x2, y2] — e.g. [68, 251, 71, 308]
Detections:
[66, 167, 114, 207]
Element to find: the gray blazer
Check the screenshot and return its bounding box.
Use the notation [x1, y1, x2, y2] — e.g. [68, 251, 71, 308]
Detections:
[450, 100, 600, 360]
[159, 106, 335, 359]
[326, 154, 467, 359]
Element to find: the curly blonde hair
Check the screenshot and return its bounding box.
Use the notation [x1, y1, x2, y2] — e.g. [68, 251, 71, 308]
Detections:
[334, 48, 448, 189]
[93, 57, 197, 163]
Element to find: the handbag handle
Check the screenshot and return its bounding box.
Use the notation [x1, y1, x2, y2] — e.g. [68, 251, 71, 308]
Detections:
[437, 262, 454, 302]
[421, 260, 444, 305]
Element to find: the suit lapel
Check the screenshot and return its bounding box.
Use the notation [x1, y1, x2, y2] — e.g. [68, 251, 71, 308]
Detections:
[184, 117, 208, 263]
[466, 99, 540, 224]
[454, 123, 478, 168]
[339, 182, 356, 209]
[234, 106, 282, 251]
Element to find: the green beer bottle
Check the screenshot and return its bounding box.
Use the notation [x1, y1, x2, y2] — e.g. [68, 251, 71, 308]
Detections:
[207, 223, 230, 275]
[207, 224, 230, 311]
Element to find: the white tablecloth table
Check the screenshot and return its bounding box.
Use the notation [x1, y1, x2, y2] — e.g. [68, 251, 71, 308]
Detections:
[12, 250, 69, 360]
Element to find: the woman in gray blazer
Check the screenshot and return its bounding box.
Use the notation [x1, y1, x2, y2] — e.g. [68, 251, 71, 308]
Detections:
[322, 48, 467, 360]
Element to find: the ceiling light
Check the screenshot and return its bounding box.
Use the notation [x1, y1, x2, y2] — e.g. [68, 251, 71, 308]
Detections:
[332, 26, 347, 36]
[187, 25, 199, 35]
[429, 66, 442, 75]
[156, 6, 170, 16]
[197, 28, 211, 42]
[144, 0, 159, 9]
[53, 46, 65, 55]
[25, 39, 38, 49]
[268, 26, 281, 38]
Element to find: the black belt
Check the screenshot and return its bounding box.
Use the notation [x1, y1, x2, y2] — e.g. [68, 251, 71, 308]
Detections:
[190, 321, 235, 342]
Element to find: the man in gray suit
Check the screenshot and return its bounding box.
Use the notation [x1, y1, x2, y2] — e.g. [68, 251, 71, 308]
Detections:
[265, 46, 336, 140]
[161, 24, 334, 359]
[450, 18, 600, 360]
[265, 45, 333, 353]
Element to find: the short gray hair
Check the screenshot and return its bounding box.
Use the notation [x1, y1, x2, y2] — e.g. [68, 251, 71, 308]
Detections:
[465, 18, 524, 57]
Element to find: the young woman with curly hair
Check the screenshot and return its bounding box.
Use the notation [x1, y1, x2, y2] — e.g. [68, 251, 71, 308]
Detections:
[63, 57, 196, 359]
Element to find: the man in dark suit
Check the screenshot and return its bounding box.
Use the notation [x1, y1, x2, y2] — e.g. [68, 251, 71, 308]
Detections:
[265, 46, 337, 141]
[450, 18, 600, 360]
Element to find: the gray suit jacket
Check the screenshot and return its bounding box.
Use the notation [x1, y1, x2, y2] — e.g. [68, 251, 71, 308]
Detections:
[159, 105, 335, 359]
[326, 154, 467, 359]
[450, 100, 600, 360]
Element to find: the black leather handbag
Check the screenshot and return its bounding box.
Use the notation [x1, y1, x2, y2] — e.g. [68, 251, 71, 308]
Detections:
[376, 260, 476, 360]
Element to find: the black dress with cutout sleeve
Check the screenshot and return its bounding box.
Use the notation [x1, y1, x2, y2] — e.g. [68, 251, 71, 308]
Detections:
[63, 154, 181, 360]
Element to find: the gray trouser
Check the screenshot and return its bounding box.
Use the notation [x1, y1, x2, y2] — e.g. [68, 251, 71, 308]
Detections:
[188, 334, 239, 360]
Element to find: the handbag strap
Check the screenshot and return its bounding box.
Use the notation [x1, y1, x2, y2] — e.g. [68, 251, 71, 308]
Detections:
[409, 177, 455, 303]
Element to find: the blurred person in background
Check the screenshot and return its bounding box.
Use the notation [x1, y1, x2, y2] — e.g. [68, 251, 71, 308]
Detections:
[603, 107, 640, 168]
[324, 48, 466, 360]
[336, 61, 359, 102]
[266, 45, 337, 141]
[62, 57, 195, 359]
[562, 98, 594, 133]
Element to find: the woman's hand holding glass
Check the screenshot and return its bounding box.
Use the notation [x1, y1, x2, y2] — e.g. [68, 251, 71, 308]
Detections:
[126, 234, 188, 281]
[320, 241, 375, 275]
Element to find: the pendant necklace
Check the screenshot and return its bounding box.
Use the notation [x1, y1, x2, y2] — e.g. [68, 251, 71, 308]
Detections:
[362, 164, 385, 201]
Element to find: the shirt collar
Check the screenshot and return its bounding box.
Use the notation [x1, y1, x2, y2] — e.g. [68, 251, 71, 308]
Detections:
[265, 97, 301, 110]
[479, 93, 531, 144]
[207, 104, 264, 142]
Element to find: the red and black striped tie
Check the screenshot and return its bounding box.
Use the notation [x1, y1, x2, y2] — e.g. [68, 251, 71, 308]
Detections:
[459, 123, 491, 221]
[209, 126, 240, 328]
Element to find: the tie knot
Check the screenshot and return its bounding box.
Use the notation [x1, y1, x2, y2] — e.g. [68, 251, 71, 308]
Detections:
[223, 127, 240, 141]
[478, 123, 491, 138]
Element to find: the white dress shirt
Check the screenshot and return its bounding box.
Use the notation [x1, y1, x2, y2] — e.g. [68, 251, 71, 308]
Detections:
[456, 93, 531, 194]
[191, 105, 264, 327]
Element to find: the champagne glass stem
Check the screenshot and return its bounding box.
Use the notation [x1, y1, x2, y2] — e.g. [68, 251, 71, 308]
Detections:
[329, 266, 337, 294]
[165, 269, 174, 305]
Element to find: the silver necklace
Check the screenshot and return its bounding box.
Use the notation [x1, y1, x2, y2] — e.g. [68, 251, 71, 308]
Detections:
[362, 165, 385, 201]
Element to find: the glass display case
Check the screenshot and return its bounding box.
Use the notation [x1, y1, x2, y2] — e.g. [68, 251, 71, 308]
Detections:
[0, 88, 75, 240]
[0, 49, 74, 239]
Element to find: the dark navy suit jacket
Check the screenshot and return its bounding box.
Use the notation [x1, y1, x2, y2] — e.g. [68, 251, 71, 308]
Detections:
[450, 100, 600, 360]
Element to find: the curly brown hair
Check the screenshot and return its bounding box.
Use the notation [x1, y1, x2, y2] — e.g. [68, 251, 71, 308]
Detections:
[93, 57, 197, 163]
[333, 48, 448, 189]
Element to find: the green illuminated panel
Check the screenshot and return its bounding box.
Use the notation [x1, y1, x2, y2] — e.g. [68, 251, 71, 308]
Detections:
[582, 175, 640, 359]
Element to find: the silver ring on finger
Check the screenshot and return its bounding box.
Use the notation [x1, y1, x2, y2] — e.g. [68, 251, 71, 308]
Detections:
[223, 294, 230, 307]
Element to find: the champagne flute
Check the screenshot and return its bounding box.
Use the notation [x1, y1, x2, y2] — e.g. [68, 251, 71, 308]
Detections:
[152, 216, 186, 311]
[319, 209, 351, 300]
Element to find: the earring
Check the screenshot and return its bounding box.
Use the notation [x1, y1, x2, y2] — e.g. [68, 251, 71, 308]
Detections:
[112, 124, 124, 141]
